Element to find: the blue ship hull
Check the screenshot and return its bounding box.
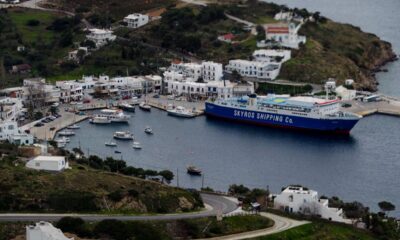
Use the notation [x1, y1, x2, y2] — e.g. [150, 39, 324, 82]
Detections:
[205, 102, 359, 134]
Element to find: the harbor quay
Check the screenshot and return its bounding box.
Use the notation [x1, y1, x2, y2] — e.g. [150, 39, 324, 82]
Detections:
[343, 97, 400, 117]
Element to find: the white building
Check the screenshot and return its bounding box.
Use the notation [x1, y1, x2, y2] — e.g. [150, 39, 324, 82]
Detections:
[26, 221, 73, 240]
[201, 61, 223, 82]
[56, 81, 83, 103]
[68, 47, 89, 62]
[86, 28, 116, 48]
[225, 60, 280, 80]
[124, 13, 149, 28]
[26, 156, 68, 172]
[165, 80, 254, 99]
[0, 121, 33, 145]
[274, 186, 349, 223]
[345, 79, 354, 86]
[264, 23, 306, 49]
[165, 61, 223, 83]
[335, 86, 357, 101]
[252, 49, 291, 64]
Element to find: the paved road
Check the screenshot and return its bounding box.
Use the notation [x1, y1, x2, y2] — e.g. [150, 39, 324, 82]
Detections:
[0, 193, 238, 222]
[199, 212, 309, 240]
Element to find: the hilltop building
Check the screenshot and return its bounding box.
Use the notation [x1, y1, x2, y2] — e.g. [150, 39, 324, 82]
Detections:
[124, 13, 149, 28]
[263, 23, 306, 49]
[26, 221, 73, 240]
[86, 28, 116, 48]
[274, 186, 349, 223]
[26, 156, 68, 172]
[164, 61, 223, 82]
[252, 49, 291, 64]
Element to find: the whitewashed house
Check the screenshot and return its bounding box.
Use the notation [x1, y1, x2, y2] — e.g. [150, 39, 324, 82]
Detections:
[264, 23, 306, 49]
[252, 49, 291, 64]
[86, 28, 116, 48]
[56, 81, 83, 103]
[201, 61, 223, 82]
[225, 60, 280, 80]
[345, 79, 355, 86]
[68, 47, 89, 62]
[0, 121, 33, 145]
[274, 186, 349, 223]
[26, 156, 68, 172]
[26, 221, 73, 240]
[124, 13, 149, 28]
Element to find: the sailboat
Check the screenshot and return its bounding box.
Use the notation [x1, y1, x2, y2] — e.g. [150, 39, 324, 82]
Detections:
[139, 81, 151, 111]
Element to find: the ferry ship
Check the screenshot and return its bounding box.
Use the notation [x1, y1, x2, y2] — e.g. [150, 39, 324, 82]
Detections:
[93, 109, 130, 123]
[205, 94, 361, 134]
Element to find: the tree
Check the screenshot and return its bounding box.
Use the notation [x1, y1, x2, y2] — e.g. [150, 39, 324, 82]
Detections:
[158, 170, 174, 183]
[81, 40, 96, 49]
[229, 70, 242, 82]
[256, 25, 266, 41]
[76, 49, 87, 63]
[378, 201, 395, 216]
[59, 31, 73, 47]
[26, 19, 40, 27]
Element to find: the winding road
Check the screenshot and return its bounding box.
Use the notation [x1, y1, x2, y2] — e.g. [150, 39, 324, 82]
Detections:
[0, 193, 238, 222]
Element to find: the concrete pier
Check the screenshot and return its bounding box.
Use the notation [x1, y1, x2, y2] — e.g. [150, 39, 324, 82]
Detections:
[344, 98, 400, 117]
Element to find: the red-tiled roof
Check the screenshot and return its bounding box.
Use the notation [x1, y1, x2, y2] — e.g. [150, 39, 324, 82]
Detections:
[172, 59, 182, 64]
[266, 27, 289, 34]
[222, 33, 235, 40]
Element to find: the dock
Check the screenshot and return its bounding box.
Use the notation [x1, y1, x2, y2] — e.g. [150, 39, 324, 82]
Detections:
[345, 97, 400, 117]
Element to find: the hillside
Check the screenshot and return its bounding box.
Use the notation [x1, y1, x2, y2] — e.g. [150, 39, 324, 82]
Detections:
[0, 159, 203, 213]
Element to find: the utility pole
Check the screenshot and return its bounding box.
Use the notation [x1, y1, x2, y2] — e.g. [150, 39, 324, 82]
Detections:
[177, 168, 180, 187]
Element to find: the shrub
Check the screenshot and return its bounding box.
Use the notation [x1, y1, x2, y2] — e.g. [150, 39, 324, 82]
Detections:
[48, 191, 98, 212]
[26, 19, 40, 26]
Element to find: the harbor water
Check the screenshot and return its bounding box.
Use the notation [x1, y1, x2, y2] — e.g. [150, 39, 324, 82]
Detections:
[68, 0, 400, 216]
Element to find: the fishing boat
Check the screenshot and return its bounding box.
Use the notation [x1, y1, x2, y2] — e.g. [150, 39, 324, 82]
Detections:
[139, 102, 151, 111]
[132, 141, 142, 149]
[89, 116, 111, 124]
[119, 103, 136, 112]
[58, 130, 75, 136]
[114, 150, 121, 154]
[187, 165, 202, 176]
[113, 131, 134, 140]
[167, 106, 196, 118]
[144, 126, 153, 134]
[67, 124, 80, 129]
[105, 141, 117, 147]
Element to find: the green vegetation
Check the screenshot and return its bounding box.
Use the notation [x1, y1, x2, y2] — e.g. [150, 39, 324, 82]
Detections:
[0, 154, 202, 214]
[54, 215, 273, 240]
[280, 20, 395, 90]
[257, 82, 313, 95]
[255, 222, 375, 240]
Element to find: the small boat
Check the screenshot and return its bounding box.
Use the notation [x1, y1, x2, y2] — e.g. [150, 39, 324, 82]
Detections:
[139, 102, 151, 111]
[187, 165, 202, 176]
[67, 124, 80, 129]
[119, 103, 135, 112]
[113, 131, 134, 140]
[105, 141, 117, 147]
[58, 130, 75, 136]
[114, 150, 121, 154]
[55, 137, 70, 143]
[57, 142, 66, 148]
[89, 116, 111, 124]
[132, 141, 142, 149]
[131, 97, 140, 105]
[144, 126, 153, 134]
[167, 106, 196, 118]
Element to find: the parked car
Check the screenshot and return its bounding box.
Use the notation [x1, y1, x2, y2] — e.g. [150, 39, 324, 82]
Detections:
[24, 129, 30, 134]
[153, 94, 160, 98]
[54, 113, 62, 118]
[83, 99, 91, 104]
[51, 102, 60, 107]
[50, 127, 56, 131]
[48, 116, 57, 120]
[341, 103, 352, 108]
[167, 95, 175, 100]
[34, 122, 44, 127]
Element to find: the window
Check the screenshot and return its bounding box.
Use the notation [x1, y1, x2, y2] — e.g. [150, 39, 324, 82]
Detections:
[8, 125, 14, 130]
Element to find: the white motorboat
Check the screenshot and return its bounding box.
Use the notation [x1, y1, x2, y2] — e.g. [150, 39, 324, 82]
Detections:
[118, 103, 135, 112]
[144, 126, 153, 134]
[105, 141, 117, 147]
[67, 124, 80, 129]
[139, 102, 151, 111]
[55, 137, 70, 144]
[131, 97, 140, 105]
[94, 109, 130, 123]
[58, 130, 75, 136]
[167, 106, 196, 118]
[90, 116, 111, 124]
[113, 131, 134, 140]
[132, 141, 142, 149]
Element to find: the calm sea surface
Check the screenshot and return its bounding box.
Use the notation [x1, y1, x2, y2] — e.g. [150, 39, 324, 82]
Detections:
[68, 0, 400, 216]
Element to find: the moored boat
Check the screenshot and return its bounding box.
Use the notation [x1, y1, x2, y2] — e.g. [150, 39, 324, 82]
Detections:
[144, 126, 153, 134]
[119, 103, 136, 112]
[187, 165, 202, 176]
[58, 130, 75, 136]
[205, 94, 361, 134]
[67, 124, 80, 129]
[167, 106, 196, 118]
[132, 141, 142, 149]
[139, 102, 151, 111]
[89, 116, 111, 124]
[105, 141, 117, 147]
[94, 109, 130, 123]
[113, 131, 134, 140]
